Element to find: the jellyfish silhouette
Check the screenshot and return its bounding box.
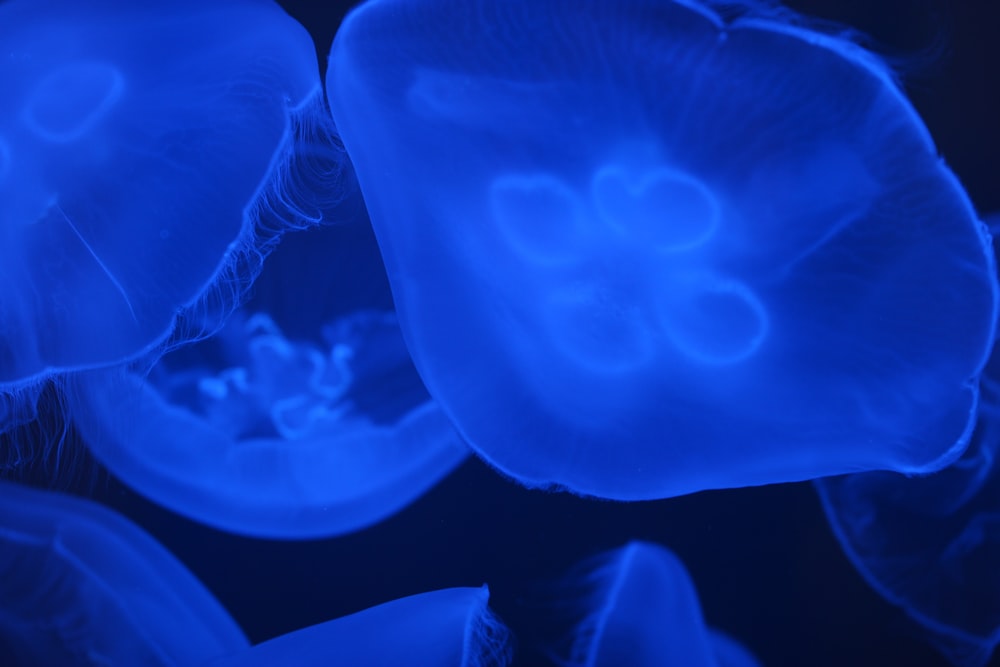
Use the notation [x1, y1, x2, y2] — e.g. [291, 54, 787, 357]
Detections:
[68, 220, 468, 539]
[207, 586, 512, 667]
[0, 0, 349, 395]
[0, 481, 248, 666]
[817, 230, 1000, 667]
[327, 0, 998, 499]
[542, 541, 759, 667]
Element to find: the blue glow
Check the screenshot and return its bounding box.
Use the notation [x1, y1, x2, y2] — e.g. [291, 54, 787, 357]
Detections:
[69, 308, 467, 539]
[0, 0, 355, 477]
[1, 1, 997, 666]
[0, 0, 328, 387]
[66, 192, 465, 539]
[817, 262, 1000, 667]
[327, 0, 998, 500]
[548, 541, 759, 667]
[210, 587, 511, 667]
[0, 481, 248, 665]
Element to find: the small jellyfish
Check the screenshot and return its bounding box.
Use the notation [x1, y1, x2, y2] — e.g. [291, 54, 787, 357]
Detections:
[817, 248, 1000, 667]
[0, 481, 248, 665]
[207, 586, 512, 667]
[543, 541, 759, 667]
[68, 221, 467, 540]
[327, 0, 997, 499]
[0, 0, 350, 392]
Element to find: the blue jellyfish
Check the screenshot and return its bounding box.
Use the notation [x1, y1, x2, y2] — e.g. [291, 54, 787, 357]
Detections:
[0, 481, 248, 665]
[544, 541, 759, 667]
[208, 586, 512, 667]
[0, 0, 350, 401]
[816, 249, 1000, 667]
[67, 218, 467, 539]
[326, 0, 997, 499]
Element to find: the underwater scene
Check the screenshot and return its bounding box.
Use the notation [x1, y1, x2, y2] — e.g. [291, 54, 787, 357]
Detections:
[1, 0, 998, 665]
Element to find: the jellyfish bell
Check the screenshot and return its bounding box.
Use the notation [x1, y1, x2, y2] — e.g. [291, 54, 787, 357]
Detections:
[208, 586, 512, 667]
[69, 309, 468, 540]
[817, 271, 1000, 667]
[0, 0, 339, 391]
[544, 541, 759, 667]
[67, 215, 466, 540]
[327, 0, 998, 499]
[0, 481, 248, 665]
[817, 383, 1000, 667]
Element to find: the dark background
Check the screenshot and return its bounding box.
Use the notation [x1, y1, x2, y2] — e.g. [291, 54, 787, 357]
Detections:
[18, 1, 1000, 666]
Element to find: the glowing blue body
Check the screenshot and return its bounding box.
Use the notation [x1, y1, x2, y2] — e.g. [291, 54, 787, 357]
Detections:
[551, 541, 759, 667]
[1, 1, 995, 666]
[0, 482, 247, 665]
[68, 215, 467, 539]
[328, 0, 998, 499]
[70, 310, 467, 539]
[209, 587, 511, 667]
[0, 0, 328, 391]
[817, 255, 1000, 667]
